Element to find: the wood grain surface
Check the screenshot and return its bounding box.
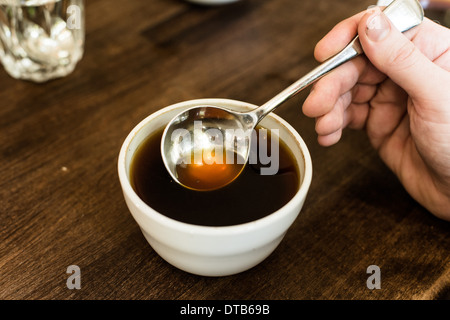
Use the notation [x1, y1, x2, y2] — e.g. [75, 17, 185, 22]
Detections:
[1, 0, 449, 300]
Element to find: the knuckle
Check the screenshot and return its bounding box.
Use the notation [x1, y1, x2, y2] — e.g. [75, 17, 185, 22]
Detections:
[387, 41, 419, 71]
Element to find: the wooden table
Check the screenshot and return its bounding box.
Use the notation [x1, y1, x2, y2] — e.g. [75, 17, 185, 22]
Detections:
[1, 0, 449, 301]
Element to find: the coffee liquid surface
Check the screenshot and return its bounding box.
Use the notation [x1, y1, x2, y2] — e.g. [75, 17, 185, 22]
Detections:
[130, 127, 300, 226]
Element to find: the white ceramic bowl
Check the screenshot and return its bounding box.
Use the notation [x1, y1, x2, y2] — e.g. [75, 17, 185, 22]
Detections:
[118, 99, 312, 276]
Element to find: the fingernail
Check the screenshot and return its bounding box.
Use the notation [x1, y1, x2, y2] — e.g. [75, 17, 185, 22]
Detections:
[366, 11, 390, 41]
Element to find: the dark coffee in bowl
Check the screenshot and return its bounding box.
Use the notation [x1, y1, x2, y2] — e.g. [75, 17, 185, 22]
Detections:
[130, 126, 300, 226]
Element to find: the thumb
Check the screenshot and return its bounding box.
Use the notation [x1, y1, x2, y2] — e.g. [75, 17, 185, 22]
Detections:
[358, 7, 445, 100]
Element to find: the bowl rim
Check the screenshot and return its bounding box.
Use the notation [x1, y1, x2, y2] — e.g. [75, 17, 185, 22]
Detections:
[118, 98, 312, 236]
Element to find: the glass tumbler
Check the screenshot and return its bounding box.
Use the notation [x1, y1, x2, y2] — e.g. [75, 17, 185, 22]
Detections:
[0, 0, 84, 82]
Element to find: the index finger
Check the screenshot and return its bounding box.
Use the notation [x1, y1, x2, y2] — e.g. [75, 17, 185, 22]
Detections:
[314, 10, 368, 62]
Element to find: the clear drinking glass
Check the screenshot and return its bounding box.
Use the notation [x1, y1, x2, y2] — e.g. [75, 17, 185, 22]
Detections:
[0, 0, 84, 82]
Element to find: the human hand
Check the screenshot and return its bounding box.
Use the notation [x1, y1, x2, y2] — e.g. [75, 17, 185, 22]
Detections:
[302, 6, 450, 220]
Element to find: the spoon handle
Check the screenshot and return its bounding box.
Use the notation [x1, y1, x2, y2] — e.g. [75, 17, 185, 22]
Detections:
[252, 0, 424, 123]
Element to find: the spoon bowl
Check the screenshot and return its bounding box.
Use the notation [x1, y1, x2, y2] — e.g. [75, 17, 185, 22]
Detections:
[162, 0, 424, 191]
[161, 105, 254, 190]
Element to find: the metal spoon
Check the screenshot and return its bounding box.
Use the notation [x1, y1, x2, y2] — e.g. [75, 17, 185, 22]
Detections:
[161, 0, 424, 191]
